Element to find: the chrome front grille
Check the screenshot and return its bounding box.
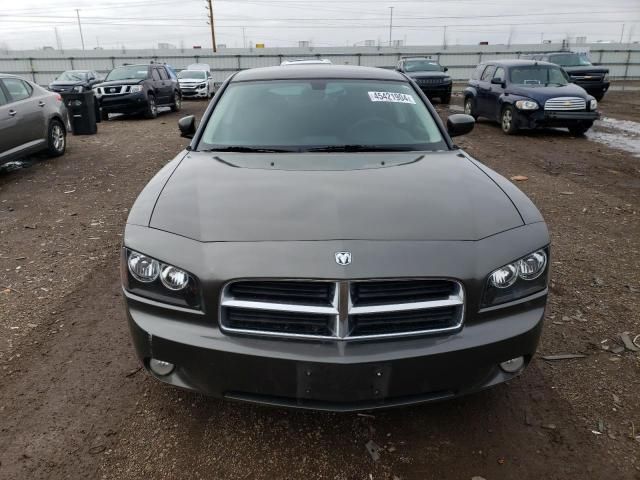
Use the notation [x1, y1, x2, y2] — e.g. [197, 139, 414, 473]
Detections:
[544, 97, 586, 111]
[220, 279, 464, 341]
[96, 85, 131, 95]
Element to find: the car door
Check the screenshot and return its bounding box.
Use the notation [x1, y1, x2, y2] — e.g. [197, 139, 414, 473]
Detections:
[149, 67, 165, 103]
[156, 67, 172, 104]
[0, 82, 20, 161]
[0, 78, 45, 150]
[486, 66, 506, 121]
[476, 64, 496, 116]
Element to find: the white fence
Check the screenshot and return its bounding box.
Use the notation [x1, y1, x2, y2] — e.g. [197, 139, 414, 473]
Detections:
[1, 43, 639, 85]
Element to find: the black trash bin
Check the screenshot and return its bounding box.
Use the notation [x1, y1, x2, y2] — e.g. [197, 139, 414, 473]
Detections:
[61, 91, 98, 135]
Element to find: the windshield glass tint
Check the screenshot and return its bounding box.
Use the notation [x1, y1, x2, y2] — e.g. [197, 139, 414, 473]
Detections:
[106, 66, 148, 81]
[550, 54, 592, 67]
[509, 66, 568, 86]
[404, 61, 442, 72]
[198, 79, 446, 151]
[57, 71, 87, 81]
[178, 70, 206, 79]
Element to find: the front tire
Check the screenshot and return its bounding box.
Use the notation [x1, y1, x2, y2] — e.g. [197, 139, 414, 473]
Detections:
[501, 105, 518, 135]
[46, 119, 66, 157]
[145, 94, 158, 119]
[171, 92, 182, 112]
[568, 122, 593, 136]
[464, 97, 478, 120]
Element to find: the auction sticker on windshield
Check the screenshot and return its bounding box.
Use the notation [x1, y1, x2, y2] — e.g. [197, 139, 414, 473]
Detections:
[368, 91, 416, 104]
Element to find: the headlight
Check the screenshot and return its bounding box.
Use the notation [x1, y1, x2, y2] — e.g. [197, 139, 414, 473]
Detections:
[129, 85, 143, 93]
[482, 248, 549, 307]
[443, 76, 452, 84]
[197, 83, 207, 89]
[589, 99, 598, 111]
[122, 249, 200, 308]
[515, 100, 539, 110]
[72, 85, 84, 93]
[603, 73, 609, 82]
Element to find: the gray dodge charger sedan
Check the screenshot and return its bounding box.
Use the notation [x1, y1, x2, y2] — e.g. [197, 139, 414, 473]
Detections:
[122, 65, 549, 411]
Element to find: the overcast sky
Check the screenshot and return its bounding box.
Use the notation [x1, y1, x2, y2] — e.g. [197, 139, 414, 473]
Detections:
[1, 0, 639, 51]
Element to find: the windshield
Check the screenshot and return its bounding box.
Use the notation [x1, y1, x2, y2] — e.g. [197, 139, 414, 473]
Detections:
[509, 66, 569, 86]
[198, 79, 446, 152]
[549, 53, 592, 67]
[56, 71, 87, 82]
[106, 65, 148, 81]
[178, 70, 206, 79]
[404, 60, 443, 72]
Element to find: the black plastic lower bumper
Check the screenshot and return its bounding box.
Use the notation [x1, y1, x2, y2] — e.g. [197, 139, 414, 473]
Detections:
[516, 109, 599, 129]
[126, 292, 545, 411]
[99, 93, 149, 114]
[418, 85, 452, 98]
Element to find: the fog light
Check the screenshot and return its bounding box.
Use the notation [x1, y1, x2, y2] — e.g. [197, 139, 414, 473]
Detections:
[500, 356, 525, 373]
[149, 358, 174, 376]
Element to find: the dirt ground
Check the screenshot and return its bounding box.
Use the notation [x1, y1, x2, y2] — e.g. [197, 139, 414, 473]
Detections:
[1, 88, 639, 480]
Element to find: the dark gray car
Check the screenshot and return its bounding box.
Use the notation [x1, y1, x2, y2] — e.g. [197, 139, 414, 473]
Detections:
[48, 69, 102, 93]
[0, 74, 71, 166]
[122, 65, 549, 411]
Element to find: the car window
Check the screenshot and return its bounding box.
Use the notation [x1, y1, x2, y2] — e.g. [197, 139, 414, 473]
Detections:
[178, 70, 206, 80]
[548, 53, 592, 67]
[0, 85, 7, 105]
[56, 71, 88, 82]
[493, 67, 505, 81]
[152, 69, 161, 81]
[471, 64, 486, 80]
[403, 60, 443, 72]
[158, 68, 169, 80]
[198, 79, 447, 152]
[509, 65, 569, 86]
[480, 66, 496, 82]
[2, 78, 32, 102]
[106, 65, 149, 81]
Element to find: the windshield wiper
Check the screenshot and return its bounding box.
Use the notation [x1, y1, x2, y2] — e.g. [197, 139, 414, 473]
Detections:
[305, 145, 417, 152]
[199, 146, 295, 153]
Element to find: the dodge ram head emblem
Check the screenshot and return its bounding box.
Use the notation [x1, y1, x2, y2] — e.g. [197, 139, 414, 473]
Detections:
[335, 252, 352, 266]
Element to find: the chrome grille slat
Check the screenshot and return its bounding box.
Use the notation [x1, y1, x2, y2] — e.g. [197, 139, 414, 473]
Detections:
[220, 279, 464, 341]
[544, 97, 586, 111]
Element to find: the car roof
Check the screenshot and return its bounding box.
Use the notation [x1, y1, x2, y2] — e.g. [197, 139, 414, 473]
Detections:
[232, 65, 405, 82]
[485, 59, 558, 68]
[402, 57, 440, 62]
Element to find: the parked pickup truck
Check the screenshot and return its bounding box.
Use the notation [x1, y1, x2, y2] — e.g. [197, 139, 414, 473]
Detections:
[464, 59, 599, 135]
[522, 52, 609, 101]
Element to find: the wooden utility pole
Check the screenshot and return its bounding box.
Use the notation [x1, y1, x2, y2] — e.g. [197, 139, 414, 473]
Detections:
[206, 0, 217, 53]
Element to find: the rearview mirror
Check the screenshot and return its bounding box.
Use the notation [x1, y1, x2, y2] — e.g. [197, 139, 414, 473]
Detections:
[443, 66, 449, 72]
[178, 115, 196, 139]
[447, 114, 475, 137]
[491, 77, 504, 86]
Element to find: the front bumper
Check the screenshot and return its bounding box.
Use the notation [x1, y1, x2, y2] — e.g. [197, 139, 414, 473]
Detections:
[99, 92, 148, 114]
[573, 80, 610, 97]
[181, 87, 208, 98]
[417, 84, 452, 97]
[126, 286, 545, 411]
[515, 109, 599, 129]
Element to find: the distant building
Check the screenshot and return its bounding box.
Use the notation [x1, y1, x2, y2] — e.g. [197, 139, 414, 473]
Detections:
[575, 36, 587, 44]
[158, 42, 176, 49]
[391, 40, 404, 47]
[298, 40, 311, 48]
[217, 44, 227, 49]
[364, 40, 376, 46]
[42, 46, 54, 50]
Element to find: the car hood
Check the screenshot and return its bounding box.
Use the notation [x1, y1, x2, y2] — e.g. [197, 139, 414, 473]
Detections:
[148, 151, 524, 242]
[506, 83, 590, 101]
[49, 80, 85, 87]
[405, 71, 447, 79]
[562, 65, 609, 75]
[95, 79, 143, 87]
[179, 78, 206, 82]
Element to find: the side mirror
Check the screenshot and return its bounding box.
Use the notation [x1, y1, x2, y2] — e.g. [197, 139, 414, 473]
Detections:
[491, 77, 505, 86]
[178, 115, 196, 139]
[443, 66, 449, 72]
[447, 114, 475, 137]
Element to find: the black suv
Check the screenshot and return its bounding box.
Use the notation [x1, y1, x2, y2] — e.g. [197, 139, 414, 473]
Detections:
[48, 70, 102, 93]
[464, 60, 598, 136]
[94, 64, 181, 120]
[522, 52, 609, 101]
[396, 57, 452, 104]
